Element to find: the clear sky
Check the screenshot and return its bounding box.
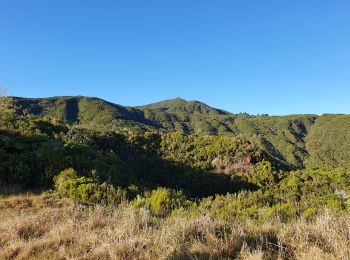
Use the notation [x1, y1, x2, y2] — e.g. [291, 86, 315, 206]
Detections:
[0, 0, 349, 115]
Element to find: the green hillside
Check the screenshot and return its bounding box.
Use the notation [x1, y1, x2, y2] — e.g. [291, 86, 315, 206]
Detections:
[1, 108, 347, 197]
[14, 96, 159, 132]
[2, 95, 350, 260]
[305, 114, 350, 169]
[11, 96, 350, 169]
[13, 96, 321, 168]
[6, 96, 350, 172]
[138, 97, 228, 115]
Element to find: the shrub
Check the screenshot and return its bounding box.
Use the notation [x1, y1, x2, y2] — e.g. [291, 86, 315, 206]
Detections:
[54, 168, 77, 192]
[272, 203, 297, 222]
[143, 187, 191, 216]
[249, 160, 276, 187]
[64, 127, 95, 146]
[56, 174, 126, 205]
[302, 208, 317, 220]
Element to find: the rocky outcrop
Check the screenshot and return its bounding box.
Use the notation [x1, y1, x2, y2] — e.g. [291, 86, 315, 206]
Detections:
[212, 156, 254, 174]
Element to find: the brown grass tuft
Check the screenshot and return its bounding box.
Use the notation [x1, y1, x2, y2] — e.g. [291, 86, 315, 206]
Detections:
[0, 194, 349, 259]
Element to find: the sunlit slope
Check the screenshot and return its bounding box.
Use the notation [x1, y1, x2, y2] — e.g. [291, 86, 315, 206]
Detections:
[13, 96, 350, 169]
[305, 114, 350, 168]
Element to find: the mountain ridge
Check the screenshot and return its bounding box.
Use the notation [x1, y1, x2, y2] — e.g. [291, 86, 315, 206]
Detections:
[5, 95, 350, 169]
[137, 97, 229, 116]
[14, 95, 335, 117]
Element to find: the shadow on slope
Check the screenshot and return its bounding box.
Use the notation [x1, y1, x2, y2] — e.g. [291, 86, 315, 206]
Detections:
[0, 129, 257, 198]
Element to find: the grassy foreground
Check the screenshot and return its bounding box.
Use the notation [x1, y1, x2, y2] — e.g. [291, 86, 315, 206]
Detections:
[0, 193, 349, 260]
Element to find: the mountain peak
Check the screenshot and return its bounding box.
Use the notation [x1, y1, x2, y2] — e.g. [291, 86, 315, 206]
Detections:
[138, 98, 228, 115]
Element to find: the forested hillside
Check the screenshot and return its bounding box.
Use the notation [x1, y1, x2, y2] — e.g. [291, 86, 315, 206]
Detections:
[305, 114, 350, 169]
[1, 95, 350, 259]
[13, 96, 349, 169]
[1, 95, 350, 195]
[2, 95, 350, 200]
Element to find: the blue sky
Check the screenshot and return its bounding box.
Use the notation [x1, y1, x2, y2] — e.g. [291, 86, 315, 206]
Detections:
[0, 0, 349, 115]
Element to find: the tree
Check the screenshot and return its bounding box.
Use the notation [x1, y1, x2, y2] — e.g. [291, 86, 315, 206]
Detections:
[251, 160, 276, 188]
[0, 84, 16, 117]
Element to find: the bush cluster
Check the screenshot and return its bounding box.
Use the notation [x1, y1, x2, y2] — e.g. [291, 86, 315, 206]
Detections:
[55, 168, 126, 205]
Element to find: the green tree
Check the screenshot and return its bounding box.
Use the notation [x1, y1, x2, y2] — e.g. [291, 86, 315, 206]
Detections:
[144, 187, 191, 216]
[0, 86, 16, 117]
[251, 160, 276, 187]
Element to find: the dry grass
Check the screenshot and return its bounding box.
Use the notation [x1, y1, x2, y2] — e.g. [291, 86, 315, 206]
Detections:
[0, 194, 349, 259]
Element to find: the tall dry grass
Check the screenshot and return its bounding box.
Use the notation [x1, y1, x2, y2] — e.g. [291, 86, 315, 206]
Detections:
[0, 194, 349, 259]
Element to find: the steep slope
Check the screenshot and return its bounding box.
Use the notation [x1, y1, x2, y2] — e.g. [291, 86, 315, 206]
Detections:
[137, 98, 233, 134]
[14, 96, 160, 131]
[138, 98, 228, 115]
[233, 114, 317, 168]
[13, 96, 239, 134]
[305, 114, 350, 168]
[12, 96, 324, 168]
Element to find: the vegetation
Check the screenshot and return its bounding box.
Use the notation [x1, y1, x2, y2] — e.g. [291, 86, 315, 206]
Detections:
[305, 114, 350, 168]
[13, 96, 338, 169]
[1, 94, 350, 259]
[0, 194, 349, 259]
